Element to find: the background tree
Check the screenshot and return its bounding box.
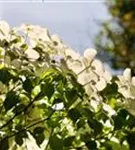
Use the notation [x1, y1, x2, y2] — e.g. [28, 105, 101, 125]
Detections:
[95, 0, 135, 74]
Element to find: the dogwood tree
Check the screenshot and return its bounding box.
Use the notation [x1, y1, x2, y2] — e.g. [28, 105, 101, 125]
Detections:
[0, 21, 135, 150]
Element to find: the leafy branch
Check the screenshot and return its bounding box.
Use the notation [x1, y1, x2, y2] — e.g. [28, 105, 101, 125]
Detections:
[0, 92, 42, 131]
[0, 109, 55, 144]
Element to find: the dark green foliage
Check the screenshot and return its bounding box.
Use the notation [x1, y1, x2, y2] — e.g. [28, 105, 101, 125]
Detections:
[0, 69, 12, 85]
[50, 135, 63, 150]
[63, 136, 75, 147]
[33, 127, 45, 145]
[0, 138, 9, 150]
[4, 91, 20, 111]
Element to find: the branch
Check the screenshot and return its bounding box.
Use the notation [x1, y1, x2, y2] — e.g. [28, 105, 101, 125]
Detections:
[0, 92, 41, 130]
[0, 110, 55, 144]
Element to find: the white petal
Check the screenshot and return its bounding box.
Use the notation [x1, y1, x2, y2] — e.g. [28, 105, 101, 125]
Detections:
[0, 21, 10, 37]
[132, 77, 135, 86]
[118, 86, 131, 98]
[20, 24, 51, 42]
[77, 73, 90, 85]
[91, 59, 104, 75]
[84, 84, 93, 96]
[67, 60, 83, 74]
[26, 132, 41, 150]
[65, 48, 80, 60]
[25, 49, 40, 60]
[103, 70, 112, 82]
[84, 48, 97, 64]
[117, 76, 126, 86]
[51, 34, 63, 47]
[95, 78, 106, 91]
[123, 68, 131, 81]
[103, 103, 116, 116]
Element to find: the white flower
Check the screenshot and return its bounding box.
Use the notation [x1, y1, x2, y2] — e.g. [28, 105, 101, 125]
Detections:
[0, 20, 10, 39]
[116, 68, 135, 99]
[125, 98, 135, 116]
[91, 59, 104, 75]
[65, 48, 80, 60]
[67, 59, 84, 74]
[19, 24, 51, 47]
[25, 48, 40, 60]
[123, 68, 131, 81]
[83, 48, 97, 64]
[116, 68, 135, 116]
[51, 34, 65, 49]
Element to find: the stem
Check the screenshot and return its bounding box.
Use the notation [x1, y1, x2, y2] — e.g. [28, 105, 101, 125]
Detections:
[45, 128, 54, 150]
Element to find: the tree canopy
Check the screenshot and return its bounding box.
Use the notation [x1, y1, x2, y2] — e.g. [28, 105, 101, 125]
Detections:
[0, 21, 135, 150]
[95, 0, 135, 74]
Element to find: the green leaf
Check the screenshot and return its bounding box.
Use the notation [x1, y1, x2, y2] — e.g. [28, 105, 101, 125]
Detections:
[0, 69, 12, 85]
[113, 109, 127, 130]
[4, 91, 20, 111]
[13, 104, 26, 114]
[113, 115, 125, 130]
[127, 132, 135, 150]
[64, 88, 78, 108]
[0, 39, 9, 47]
[86, 140, 97, 150]
[7, 50, 19, 60]
[63, 136, 75, 147]
[33, 127, 45, 145]
[41, 82, 54, 99]
[107, 141, 129, 150]
[15, 135, 23, 146]
[53, 98, 63, 105]
[88, 119, 103, 136]
[100, 82, 118, 99]
[23, 78, 33, 93]
[15, 130, 28, 146]
[50, 135, 63, 150]
[0, 138, 9, 150]
[20, 43, 28, 50]
[68, 108, 81, 123]
[10, 38, 21, 44]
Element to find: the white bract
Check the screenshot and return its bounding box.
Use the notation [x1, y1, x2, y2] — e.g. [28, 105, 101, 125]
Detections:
[0, 20, 10, 40]
[25, 48, 40, 60]
[84, 48, 97, 64]
[116, 68, 135, 115]
[116, 68, 135, 99]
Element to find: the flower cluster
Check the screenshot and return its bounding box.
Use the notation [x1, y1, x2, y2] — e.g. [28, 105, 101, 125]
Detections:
[116, 68, 135, 115]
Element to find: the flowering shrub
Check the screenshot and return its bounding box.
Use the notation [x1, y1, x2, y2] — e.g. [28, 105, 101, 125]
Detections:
[0, 21, 135, 150]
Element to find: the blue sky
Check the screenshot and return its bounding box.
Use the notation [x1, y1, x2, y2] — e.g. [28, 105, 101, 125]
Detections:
[0, 1, 110, 52]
